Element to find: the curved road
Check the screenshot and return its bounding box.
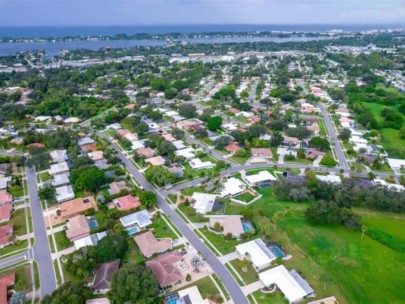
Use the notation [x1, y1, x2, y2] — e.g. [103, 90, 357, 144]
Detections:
[103, 134, 249, 304]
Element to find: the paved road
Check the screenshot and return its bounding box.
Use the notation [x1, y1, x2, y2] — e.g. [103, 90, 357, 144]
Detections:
[103, 134, 248, 304]
[26, 166, 57, 298]
[184, 133, 236, 166]
[319, 103, 349, 169]
[0, 250, 31, 269]
[0, 149, 24, 157]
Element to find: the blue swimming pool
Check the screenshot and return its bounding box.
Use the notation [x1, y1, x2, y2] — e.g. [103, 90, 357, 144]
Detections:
[127, 227, 138, 235]
[259, 183, 271, 188]
[242, 224, 251, 232]
[269, 245, 285, 258]
[242, 221, 254, 233]
[87, 218, 99, 229]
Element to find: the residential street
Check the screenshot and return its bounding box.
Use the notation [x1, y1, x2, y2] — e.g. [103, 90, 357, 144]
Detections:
[103, 134, 249, 304]
[319, 103, 349, 169]
[26, 166, 57, 298]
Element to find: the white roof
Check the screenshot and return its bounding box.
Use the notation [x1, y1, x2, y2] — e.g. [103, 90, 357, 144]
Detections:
[259, 265, 309, 303]
[131, 140, 145, 150]
[236, 238, 276, 269]
[245, 171, 277, 185]
[222, 123, 238, 131]
[178, 286, 209, 304]
[165, 110, 179, 117]
[120, 210, 152, 228]
[189, 158, 214, 170]
[78, 137, 94, 146]
[175, 147, 196, 160]
[49, 162, 69, 175]
[74, 231, 107, 249]
[220, 177, 246, 197]
[349, 136, 368, 144]
[52, 172, 70, 187]
[55, 185, 75, 203]
[123, 133, 138, 142]
[172, 140, 186, 150]
[386, 158, 405, 169]
[0, 176, 11, 190]
[64, 117, 80, 123]
[316, 174, 341, 184]
[191, 192, 217, 214]
[50, 149, 68, 163]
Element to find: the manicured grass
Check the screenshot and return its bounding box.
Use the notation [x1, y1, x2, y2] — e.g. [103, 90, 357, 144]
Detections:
[177, 204, 208, 223]
[0, 240, 28, 256]
[318, 119, 328, 137]
[380, 128, 405, 157]
[229, 258, 259, 285]
[233, 192, 256, 203]
[177, 276, 223, 303]
[1, 208, 29, 235]
[122, 239, 146, 265]
[230, 154, 251, 164]
[181, 186, 206, 196]
[252, 290, 288, 304]
[198, 227, 242, 255]
[53, 260, 62, 286]
[360, 212, 405, 242]
[151, 214, 178, 239]
[54, 231, 73, 251]
[7, 185, 24, 197]
[39, 172, 51, 182]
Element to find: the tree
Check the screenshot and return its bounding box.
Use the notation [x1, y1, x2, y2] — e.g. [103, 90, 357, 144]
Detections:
[213, 222, 222, 232]
[145, 166, 177, 187]
[178, 104, 197, 118]
[66, 246, 98, 278]
[338, 128, 351, 141]
[213, 136, 232, 150]
[240, 90, 249, 100]
[9, 292, 26, 304]
[320, 154, 337, 167]
[38, 184, 56, 202]
[72, 166, 106, 193]
[109, 264, 158, 304]
[134, 122, 149, 136]
[399, 127, 405, 140]
[248, 123, 267, 138]
[235, 148, 247, 157]
[171, 128, 184, 139]
[139, 190, 157, 208]
[285, 126, 312, 140]
[194, 128, 208, 139]
[157, 140, 175, 156]
[96, 234, 128, 262]
[41, 281, 93, 304]
[270, 132, 283, 147]
[206, 116, 223, 131]
[309, 137, 330, 151]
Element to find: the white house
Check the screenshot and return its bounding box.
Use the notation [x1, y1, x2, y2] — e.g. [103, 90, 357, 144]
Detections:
[191, 192, 217, 214]
[55, 185, 75, 203]
[189, 158, 214, 170]
[52, 172, 71, 187]
[220, 178, 246, 197]
[316, 174, 341, 185]
[236, 238, 277, 271]
[74, 231, 107, 250]
[245, 171, 277, 186]
[175, 147, 196, 160]
[259, 265, 314, 304]
[49, 162, 70, 176]
[50, 150, 68, 163]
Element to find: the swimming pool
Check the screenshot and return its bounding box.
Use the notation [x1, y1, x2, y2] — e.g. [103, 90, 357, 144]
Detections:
[127, 227, 138, 235]
[268, 245, 285, 258]
[242, 224, 250, 232]
[87, 218, 99, 229]
[242, 221, 254, 232]
[259, 183, 271, 188]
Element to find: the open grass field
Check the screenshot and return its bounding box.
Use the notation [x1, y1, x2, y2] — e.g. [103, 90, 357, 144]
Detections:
[223, 187, 405, 303]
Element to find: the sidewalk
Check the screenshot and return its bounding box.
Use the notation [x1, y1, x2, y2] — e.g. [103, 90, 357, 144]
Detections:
[241, 281, 264, 295]
[51, 246, 76, 259]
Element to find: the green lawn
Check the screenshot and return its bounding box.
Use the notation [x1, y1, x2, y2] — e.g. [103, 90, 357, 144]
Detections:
[233, 192, 256, 203]
[39, 172, 52, 182]
[318, 119, 328, 137]
[0, 208, 29, 235]
[380, 128, 405, 157]
[0, 263, 32, 293]
[151, 214, 178, 239]
[0, 240, 28, 257]
[177, 276, 223, 303]
[54, 231, 73, 251]
[7, 185, 24, 197]
[177, 204, 208, 223]
[252, 290, 288, 304]
[230, 154, 251, 164]
[181, 186, 209, 196]
[198, 227, 242, 255]
[122, 239, 146, 265]
[229, 258, 259, 285]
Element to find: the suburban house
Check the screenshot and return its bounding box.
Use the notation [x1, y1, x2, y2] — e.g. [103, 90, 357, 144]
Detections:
[88, 151, 104, 162]
[113, 195, 141, 211]
[259, 265, 314, 304]
[66, 215, 91, 241]
[146, 251, 183, 288]
[85, 299, 110, 304]
[145, 156, 166, 166]
[0, 273, 15, 304]
[0, 190, 13, 205]
[220, 178, 246, 197]
[189, 158, 214, 170]
[135, 147, 155, 158]
[55, 185, 75, 203]
[175, 147, 196, 160]
[0, 204, 13, 222]
[134, 231, 172, 258]
[74, 231, 107, 250]
[49, 162, 70, 176]
[176, 118, 202, 130]
[119, 210, 152, 232]
[92, 259, 120, 294]
[191, 192, 217, 214]
[208, 215, 244, 238]
[0, 177, 11, 190]
[108, 181, 128, 195]
[52, 172, 70, 187]
[60, 196, 98, 219]
[251, 148, 273, 159]
[235, 238, 277, 271]
[245, 170, 277, 186]
[0, 224, 13, 248]
[165, 286, 210, 304]
[50, 149, 68, 163]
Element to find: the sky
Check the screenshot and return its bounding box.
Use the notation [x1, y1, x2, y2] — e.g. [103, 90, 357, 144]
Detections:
[0, 0, 404, 26]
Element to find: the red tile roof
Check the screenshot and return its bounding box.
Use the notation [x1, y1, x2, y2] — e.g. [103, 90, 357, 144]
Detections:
[0, 224, 13, 245]
[146, 251, 183, 287]
[0, 273, 15, 304]
[114, 195, 141, 211]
